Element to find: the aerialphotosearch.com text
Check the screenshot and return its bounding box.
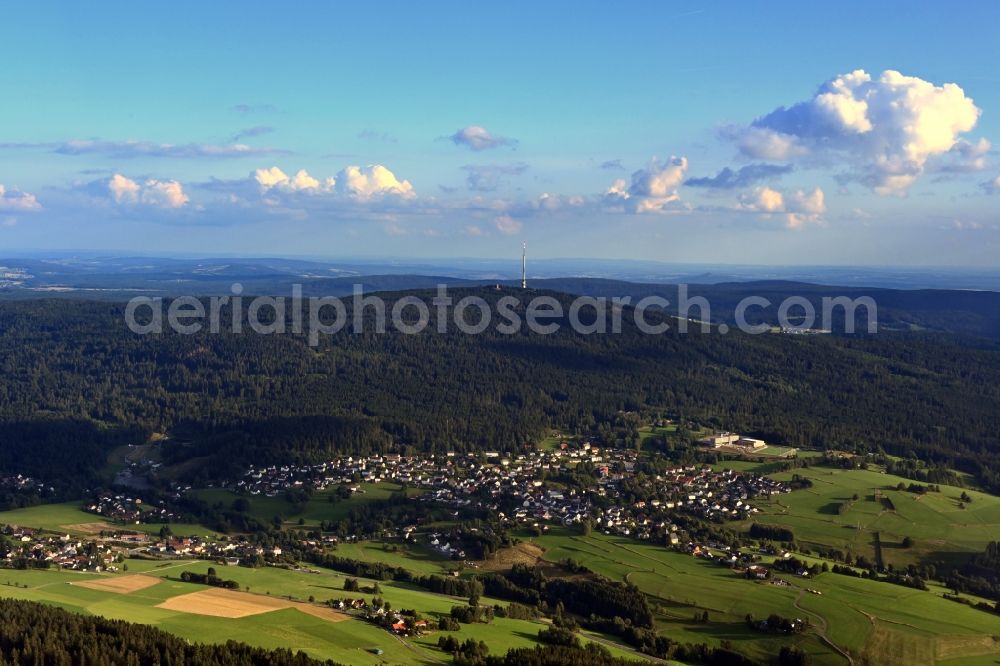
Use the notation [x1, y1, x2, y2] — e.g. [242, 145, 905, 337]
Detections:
[124, 284, 878, 346]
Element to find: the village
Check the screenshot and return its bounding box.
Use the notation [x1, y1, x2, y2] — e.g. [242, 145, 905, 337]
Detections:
[1, 437, 791, 610]
[0, 437, 813, 649]
[229, 438, 789, 546]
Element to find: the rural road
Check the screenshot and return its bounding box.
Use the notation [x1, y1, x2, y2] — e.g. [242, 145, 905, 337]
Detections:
[793, 588, 855, 666]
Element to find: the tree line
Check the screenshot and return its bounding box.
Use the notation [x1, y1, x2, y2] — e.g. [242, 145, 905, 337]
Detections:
[0, 598, 340, 665]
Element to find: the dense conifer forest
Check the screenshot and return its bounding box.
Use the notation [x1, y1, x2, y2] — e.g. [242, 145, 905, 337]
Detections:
[1, 289, 999, 490]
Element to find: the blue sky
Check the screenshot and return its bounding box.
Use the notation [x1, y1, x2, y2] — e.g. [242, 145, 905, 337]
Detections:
[1, 1, 999, 265]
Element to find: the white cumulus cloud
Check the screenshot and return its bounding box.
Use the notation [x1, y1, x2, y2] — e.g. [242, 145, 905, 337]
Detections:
[0, 184, 42, 211]
[449, 126, 517, 151]
[108, 174, 141, 202]
[335, 165, 414, 200]
[108, 174, 189, 208]
[254, 167, 334, 193]
[730, 69, 983, 194]
[493, 214, 523, 235]
[739, 186, 826, 228]
[141, 179, 190, 208]
[253, 165, 413, 199]
[604, 157, 688, 213]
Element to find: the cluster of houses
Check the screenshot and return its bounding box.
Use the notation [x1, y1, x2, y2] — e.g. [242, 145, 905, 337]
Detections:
[0, 524, 311, 572]
[0, 525, 123, 571]
[680, 540, 818, 588]
[142, 534, 287, 563]
[234, 446, 788, 551]
[225, 444, 790, 549]
[0, 474, 52, 495]
[339, 599, 431, 635]
[85, 493, 181, 525]
[648, 466, 789, 520]
[421, 459, 788, 545]
[232, 441, 627, 499]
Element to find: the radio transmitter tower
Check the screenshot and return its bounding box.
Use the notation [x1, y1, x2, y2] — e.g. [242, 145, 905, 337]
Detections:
[521, 242, 527, 289]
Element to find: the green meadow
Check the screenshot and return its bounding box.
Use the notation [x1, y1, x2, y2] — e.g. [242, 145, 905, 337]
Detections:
[529, 528, 1000, 666]
[190, 481, 416, 528]
[0, 481, 422, 537]
[733, 465, 1000, 568]
[0, 501, 218, 538]
[331, 540, 452, 576]
[0, 567, 417, 665]
[0, 558, 638, 665]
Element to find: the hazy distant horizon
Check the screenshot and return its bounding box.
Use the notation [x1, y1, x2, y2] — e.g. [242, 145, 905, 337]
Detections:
[4, 251, 1000, 291]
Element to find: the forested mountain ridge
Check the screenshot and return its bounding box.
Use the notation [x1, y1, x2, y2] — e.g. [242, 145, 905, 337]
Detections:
[1, 289, 1000, 490]
[544, 279, 1000, 337]
[4, 259, 1000, 338]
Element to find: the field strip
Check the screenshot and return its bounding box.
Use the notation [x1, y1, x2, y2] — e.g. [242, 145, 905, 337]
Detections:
[935, 634, 1000, 661]
[70, 574, 161, 594]
[59, 522, 119, 534]
[293, 602, 353, 623]
[561, 536, 684, 577]
[614, 542, 684, 573]
[156, 586, 350, 621]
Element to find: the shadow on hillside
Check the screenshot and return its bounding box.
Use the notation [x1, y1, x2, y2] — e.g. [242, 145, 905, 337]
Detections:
[818, 501, 846, 515]
[914, 549, 979, 572]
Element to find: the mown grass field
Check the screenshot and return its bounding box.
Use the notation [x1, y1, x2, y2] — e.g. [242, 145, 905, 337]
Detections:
[190, 481, 415, 528]
[531, 528, 842, 665]
[528, 528, 1000, 666]
[331, 541, 452, 576]
[0, 565, 419, 665]
[0, 482, 423, 537]
[0, 502, 219, 538]
[0, 557, 639, 665]
[732, 465, 1000, 569]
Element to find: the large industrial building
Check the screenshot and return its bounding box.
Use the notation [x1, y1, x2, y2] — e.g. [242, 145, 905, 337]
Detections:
[697, 432, 767, 450]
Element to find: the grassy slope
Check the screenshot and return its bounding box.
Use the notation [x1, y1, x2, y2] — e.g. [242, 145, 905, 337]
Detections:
[190, 482, 415, 528]
[0, 481, 413, 537]
[331, 541, 451, 577]
[532, 528, 842, 666]
[0, 502, 218, 537]
[0, 567, 418, 665]
[735, 466, 1000, 569]
[530, 528, 1000, 666]
[0, 559, 639, 665]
